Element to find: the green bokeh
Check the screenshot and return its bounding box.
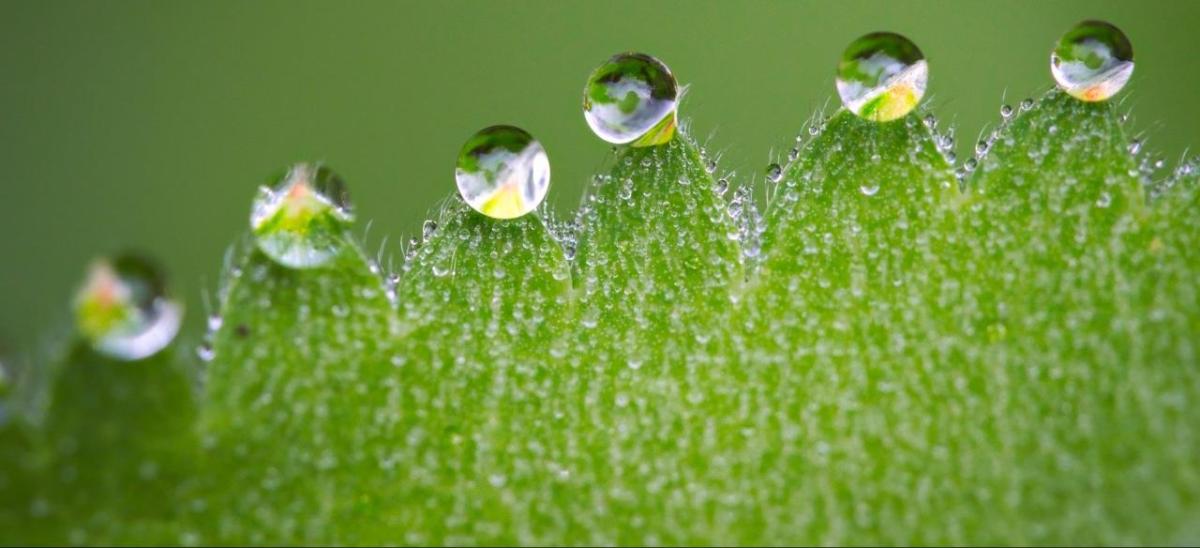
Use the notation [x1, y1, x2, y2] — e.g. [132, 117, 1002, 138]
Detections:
[1, 0, 1197, 352]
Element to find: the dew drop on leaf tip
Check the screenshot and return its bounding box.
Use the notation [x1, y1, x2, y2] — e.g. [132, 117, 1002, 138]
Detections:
[1051, 20, 1133, 102]
[583, 52, 679, 147]
[251, 163, 354, 269]
[836, 32, 928, 122]
[73, 252, 182, 361]
[455, 125, 550, 221]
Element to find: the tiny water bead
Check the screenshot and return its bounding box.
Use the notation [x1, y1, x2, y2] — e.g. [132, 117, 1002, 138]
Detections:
[766, 163, 783, 183]
[836, 32, 928, 122]
[1051, 20, 1134, 102]
[583, 52, 679, 147]
[73, 253, 182, 361]
[455, 125, 550, 220]
[251, 163, 354, 269]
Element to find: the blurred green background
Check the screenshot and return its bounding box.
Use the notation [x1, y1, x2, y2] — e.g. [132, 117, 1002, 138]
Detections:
[1, 1, 1198, 354]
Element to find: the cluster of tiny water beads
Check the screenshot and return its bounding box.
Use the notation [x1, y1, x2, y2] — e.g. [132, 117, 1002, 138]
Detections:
[72, 253, 182, 360]
[250, 163, 354, 269]
[454, 125, 551, 220]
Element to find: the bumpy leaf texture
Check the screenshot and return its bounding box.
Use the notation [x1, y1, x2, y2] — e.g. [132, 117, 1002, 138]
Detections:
[5, 90, 1200, 545]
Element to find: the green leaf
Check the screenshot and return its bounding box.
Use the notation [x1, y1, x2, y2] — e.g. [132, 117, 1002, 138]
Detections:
[365, 199, 572, 544]
[10, 97, 1200, 545]
[198, 238, 399, 543]
[573, 134, 745, 366]
[40, 342, 198, 544]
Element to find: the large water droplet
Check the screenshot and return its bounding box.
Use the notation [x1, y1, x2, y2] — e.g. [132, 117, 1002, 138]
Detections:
[251, 163, 354, 269]
[583, 52, 678, 147]
[455, 125, 550, 220]
[836, 32, 928, 122]
[1051, 20, 1133, 102]
[73, 253, 182, 361]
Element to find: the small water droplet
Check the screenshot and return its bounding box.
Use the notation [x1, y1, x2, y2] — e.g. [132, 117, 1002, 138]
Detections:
[207, 314, 223, 332]
[1128, 139, 1143, 156]
[583, 52, 678, 147]
[73, 253, 182, 361]
[836, 32, 927, 122]
[1096, 191, 1112, 208]
[1020, 98, 1035, 111]
[422, 220, 438, 241]
[766, 163, 783, 183]
[1051, 20, 1134, 102]
[705, 159, 717, 173]
[859, 182, 881, 196]
[788, 147, 800, 162]
[1000, 104, 1014, 119]
[455, 125, 550, 220]
[923, 114, 937, 128]
[196, 343, 214, 363]
[713, 178, 729, 195]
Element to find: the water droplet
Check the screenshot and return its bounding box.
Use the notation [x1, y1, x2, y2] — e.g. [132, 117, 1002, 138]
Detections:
[196, 343, 214, 363]
[1051, 20, 1134, 102]
[73, 253, 182, 361]
[250, 164, 354, 269]
[713, 178, 729, 195]
[705, 159, 717, 173]
[788, 147, 800, 162]
[836, 32, 927, 122]
[421, 220, 438, 241]
[455, 125, 550, 220]
[923, 114, 937, 128]
[1128, 139, 1143, 156]
[766, 163, 783, 183]
[860, 182, 881, 196]
[1020, 98, 1035, 111]
[1096, 191, 1112, 208]
[206, 314, 223, 332]
[1000, 104, 1014, 119]
[582, 52, 678, 147]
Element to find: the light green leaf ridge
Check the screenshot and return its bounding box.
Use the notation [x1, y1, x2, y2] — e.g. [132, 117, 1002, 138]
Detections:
[198, 236, 399, 543]
[572, 128, 744, 367]
[366, 198, 572, 544]
[41, 343, 198, 545]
